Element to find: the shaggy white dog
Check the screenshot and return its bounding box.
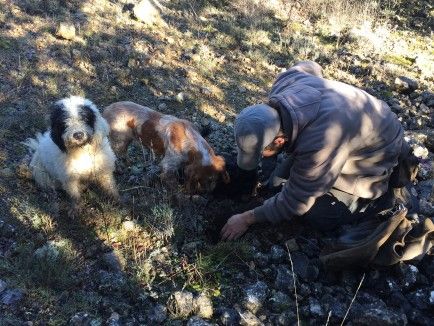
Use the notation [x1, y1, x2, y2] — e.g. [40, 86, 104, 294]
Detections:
[24, 96, 118, 208]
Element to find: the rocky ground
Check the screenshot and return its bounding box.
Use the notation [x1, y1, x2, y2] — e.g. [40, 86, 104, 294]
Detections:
[0, 0, 433, 325]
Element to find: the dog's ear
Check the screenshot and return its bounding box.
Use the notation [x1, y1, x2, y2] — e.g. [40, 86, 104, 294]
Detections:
[212, 155, 230, 183]
[49, 102, 67, 152]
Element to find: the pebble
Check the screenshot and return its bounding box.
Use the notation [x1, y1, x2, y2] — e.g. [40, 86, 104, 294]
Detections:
[175, 92, 186, 103]
[269, 291, 291, 312]
[69, 312, 91, 326]
[122, 220, 136, 231]
[274, 265, 296, 294]
[56, 23, 76, 40]
[270, 245, 286, 263]
[239, 310, 263, 326]
[132, 0, 160, 25]
[412, 145, 429, 159]
[167, 291, 195, 318]
[216, 307, 240, 325]
[394, 76, 418, 94]
[253, 251, 269, 268]
[243, 281, 268, 313]
[107, 312, 121, 326]
[194, 293, 213, 319]
[309, 298, 325, 318]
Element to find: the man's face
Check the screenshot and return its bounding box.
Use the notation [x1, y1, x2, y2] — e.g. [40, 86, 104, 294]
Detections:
[262, 136, 286, 157]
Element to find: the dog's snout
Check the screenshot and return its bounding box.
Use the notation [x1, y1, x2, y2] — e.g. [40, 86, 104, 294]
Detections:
[73, 131, 84, 140]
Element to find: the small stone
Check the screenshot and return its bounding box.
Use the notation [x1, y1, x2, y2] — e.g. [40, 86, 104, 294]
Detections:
[396, 263, 418, 289]
[394, 76, 418, 94]
[253, 252, 269, 268]
[200, 87, 212, 96]
[1, 288, 25, 305]
[216, 307, 240, 325]
[122, 220, 136, 231]
[270, 245, 286, 263]
[274, 265, 295, 294]
[194, 293, 213, 319]
[107, 312, 120, 326]
[158, 102, 168, 111]
[269, 291, 292, 312]
[132, 0, 161, 25]
[175, 92, 186, 103]
[239, 310, 263, 326]
[70, 312, 91, 326]
[56, 23, 76, 40]
[0, 167, 13, 178]
[147, 304, 167, 323]
[243, 281, 268, 313]
[412, 145, 429, 159]
[167, 291, 195, 318]
[186, 316, 212, 326]
[238, 86, 247, 93]
[309, 298, 324, 318]
[291, 252, 310, 280]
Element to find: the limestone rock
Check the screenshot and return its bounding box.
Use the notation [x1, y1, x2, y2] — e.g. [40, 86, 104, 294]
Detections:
[56, 23, 76, 40]
[133, 0, 161, 26]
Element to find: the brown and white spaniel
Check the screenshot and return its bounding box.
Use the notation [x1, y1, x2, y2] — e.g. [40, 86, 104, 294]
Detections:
[103, 101, 229, 193]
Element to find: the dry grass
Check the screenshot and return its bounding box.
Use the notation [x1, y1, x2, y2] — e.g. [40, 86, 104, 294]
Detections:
[0, 0, 431, 323]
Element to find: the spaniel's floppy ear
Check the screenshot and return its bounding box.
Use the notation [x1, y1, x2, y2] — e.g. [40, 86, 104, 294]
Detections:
[49, 102, 67, 152]
[213, 155, 230, 184]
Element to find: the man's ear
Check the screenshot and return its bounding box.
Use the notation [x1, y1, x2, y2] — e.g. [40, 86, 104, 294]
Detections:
[274, 136, 286, 146]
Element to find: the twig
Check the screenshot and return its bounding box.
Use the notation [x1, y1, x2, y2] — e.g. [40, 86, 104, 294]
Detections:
[340, 273, 365, 326]
[325, 310, 332, 326]
[285, 243, 300, 326]
[120, 186, 154, 192]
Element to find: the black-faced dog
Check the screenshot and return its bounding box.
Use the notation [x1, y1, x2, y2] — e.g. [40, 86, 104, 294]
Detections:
[24, 96, 118, 211]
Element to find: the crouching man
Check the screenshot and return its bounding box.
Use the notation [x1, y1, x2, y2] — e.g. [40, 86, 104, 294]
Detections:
[221, 61, 413, 241]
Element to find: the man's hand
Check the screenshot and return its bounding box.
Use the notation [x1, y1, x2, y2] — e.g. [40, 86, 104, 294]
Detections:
[221, 210, 256, 241]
